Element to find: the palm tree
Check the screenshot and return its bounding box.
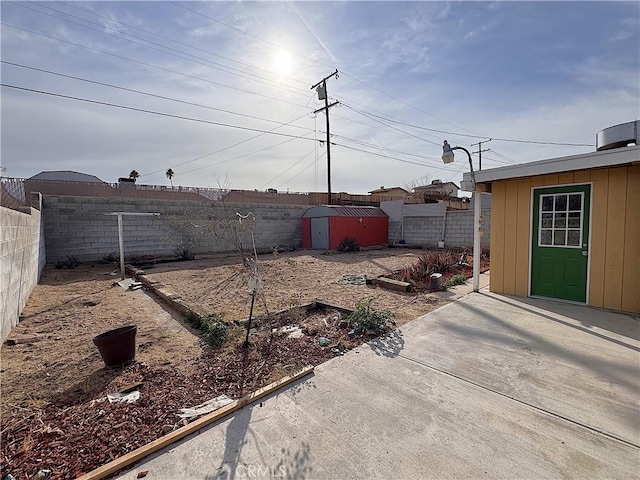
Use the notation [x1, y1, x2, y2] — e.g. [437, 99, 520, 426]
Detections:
[129, 170, 140, 181]
[166, 168, 175, 187]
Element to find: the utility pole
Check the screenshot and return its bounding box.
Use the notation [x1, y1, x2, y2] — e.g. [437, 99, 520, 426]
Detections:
[311, 70, 339, 204]
[471, 138, 491, 171]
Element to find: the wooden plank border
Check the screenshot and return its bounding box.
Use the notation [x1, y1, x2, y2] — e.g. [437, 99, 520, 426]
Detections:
[78, 366, 314, 480]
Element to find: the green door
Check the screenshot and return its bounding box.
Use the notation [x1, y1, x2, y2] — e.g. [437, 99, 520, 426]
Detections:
[531, 184, 590, 302]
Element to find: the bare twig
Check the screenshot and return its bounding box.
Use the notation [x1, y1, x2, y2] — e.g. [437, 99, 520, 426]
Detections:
[0, 411, 38, 435]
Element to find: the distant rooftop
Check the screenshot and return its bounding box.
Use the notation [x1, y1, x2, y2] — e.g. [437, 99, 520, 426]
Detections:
[28, 170, 106, 183]
[368, 186, 409, 194]
[414, 181, 460, 190]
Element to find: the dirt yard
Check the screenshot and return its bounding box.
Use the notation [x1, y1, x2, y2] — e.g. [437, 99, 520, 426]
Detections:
[143, 248, 445, 325]
[1, 247, 475, 479]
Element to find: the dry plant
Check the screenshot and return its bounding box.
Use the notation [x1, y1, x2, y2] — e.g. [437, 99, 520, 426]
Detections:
[399, 249, 469, 284]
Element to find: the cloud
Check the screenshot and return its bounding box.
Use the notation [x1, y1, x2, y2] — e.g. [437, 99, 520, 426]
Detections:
[288, 2, 338, 64]
[1, 1, 638, 196]
[609, 15, 640, 42]
[556, 56, 639, 93]
[462, 22, 493, 41]
[469, 87, 637, 166]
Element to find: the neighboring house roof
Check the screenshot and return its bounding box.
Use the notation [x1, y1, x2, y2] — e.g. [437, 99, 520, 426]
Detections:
[303, 205, 387, 218]
[413, 182, 460, 190]
[465, 146, 640, 185]
[368, 187, 409, 194]
[28, 170, 106, 183]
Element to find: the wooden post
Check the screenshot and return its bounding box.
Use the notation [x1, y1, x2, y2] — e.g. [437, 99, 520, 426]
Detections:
[117, 213, 125, 280]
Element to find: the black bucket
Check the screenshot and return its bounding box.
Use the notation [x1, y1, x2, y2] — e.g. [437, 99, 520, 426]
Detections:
[93, 325, 137, 368]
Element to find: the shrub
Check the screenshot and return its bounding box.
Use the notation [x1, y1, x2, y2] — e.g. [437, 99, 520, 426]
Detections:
[185, 310, 203, 329]
[184, 311, 227, 347]
[444, 274, 467, 288]
[99, 252, 118, 264]
[201, 314, 227, 347]
[55, 254, 81, 269]
[126, 254, 143, 265]
[337, 237, 360, 252]
[419, 250, 460, 274]
[347, 296, 395, 334]
[398, 250, 462, 284]
[175, 246, 195, 261]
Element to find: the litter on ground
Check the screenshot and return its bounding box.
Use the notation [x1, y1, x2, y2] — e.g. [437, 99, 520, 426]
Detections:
[177, 395, 234, 419]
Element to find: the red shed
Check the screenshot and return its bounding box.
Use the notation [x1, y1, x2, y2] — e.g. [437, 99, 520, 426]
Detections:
[302, 205, 388, 250]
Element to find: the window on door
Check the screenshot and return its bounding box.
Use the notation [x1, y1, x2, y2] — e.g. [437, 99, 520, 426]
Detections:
[539, 193, 583, 248]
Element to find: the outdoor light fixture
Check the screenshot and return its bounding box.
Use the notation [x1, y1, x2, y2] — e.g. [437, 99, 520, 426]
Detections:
[442, 140, 475, 189]
[441, 140, 455, 164]
[441, 140, 481, 293]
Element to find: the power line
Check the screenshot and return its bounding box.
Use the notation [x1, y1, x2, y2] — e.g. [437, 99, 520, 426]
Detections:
[471, 138, 491, 171]
[274, 154, 324, 190]
[333, 135, 442, 164]
[1, 78, 496, 181]
[148, 130, 317, 181]
[3, 7, 528, 182]
[333, 142, 462, 173]
[58, 0, 310, 89]
[2, 81, 464, 183]
[260, 148, 324, 189]
[169, 1, 483, 138]
[343, 104, 442, 147]
[342, 104, 595, 147]
[8, 7, 556, 159]
[17, 1, 591, 160]
[2, 61, 314, 133]
[482, 155, 515, 166]
[171, 2, 293, 56]
[143, 114, 313, 179]
[12, 1, 311, 99]
[1, 83, 319, 142]
[334, 99, 449, 147]
[1, 22, 311, 111]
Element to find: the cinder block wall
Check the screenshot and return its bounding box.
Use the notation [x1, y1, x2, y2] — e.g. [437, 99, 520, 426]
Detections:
[403, 216, 445, 246]
[444, 210, 491, 248]
[42, 196, 308, 262]
[1, 205, 46, 343]
[388, 209, 491, 248]
[388, 222, 402, 243]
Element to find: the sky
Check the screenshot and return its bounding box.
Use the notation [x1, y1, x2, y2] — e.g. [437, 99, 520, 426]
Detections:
[1, 1, 638, 195]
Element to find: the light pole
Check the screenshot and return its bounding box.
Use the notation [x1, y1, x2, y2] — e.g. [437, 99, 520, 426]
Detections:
[442, 140, 481, 292]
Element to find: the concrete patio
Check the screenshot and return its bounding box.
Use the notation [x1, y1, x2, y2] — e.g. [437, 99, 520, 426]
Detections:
[116, 287, 640, 479]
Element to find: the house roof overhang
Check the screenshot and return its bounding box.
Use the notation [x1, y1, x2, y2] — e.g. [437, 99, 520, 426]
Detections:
[462, 145, 640, 190]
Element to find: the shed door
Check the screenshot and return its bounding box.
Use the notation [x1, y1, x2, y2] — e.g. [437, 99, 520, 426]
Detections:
[311, 217, 329, 249]
[531, 185, 590, 302]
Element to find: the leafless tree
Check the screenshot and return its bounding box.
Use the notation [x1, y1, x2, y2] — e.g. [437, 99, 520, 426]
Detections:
[403, 173, 432, 192]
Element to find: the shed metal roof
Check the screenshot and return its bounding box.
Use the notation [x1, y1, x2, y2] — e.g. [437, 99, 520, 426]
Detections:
[302, 205, 387, 218]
